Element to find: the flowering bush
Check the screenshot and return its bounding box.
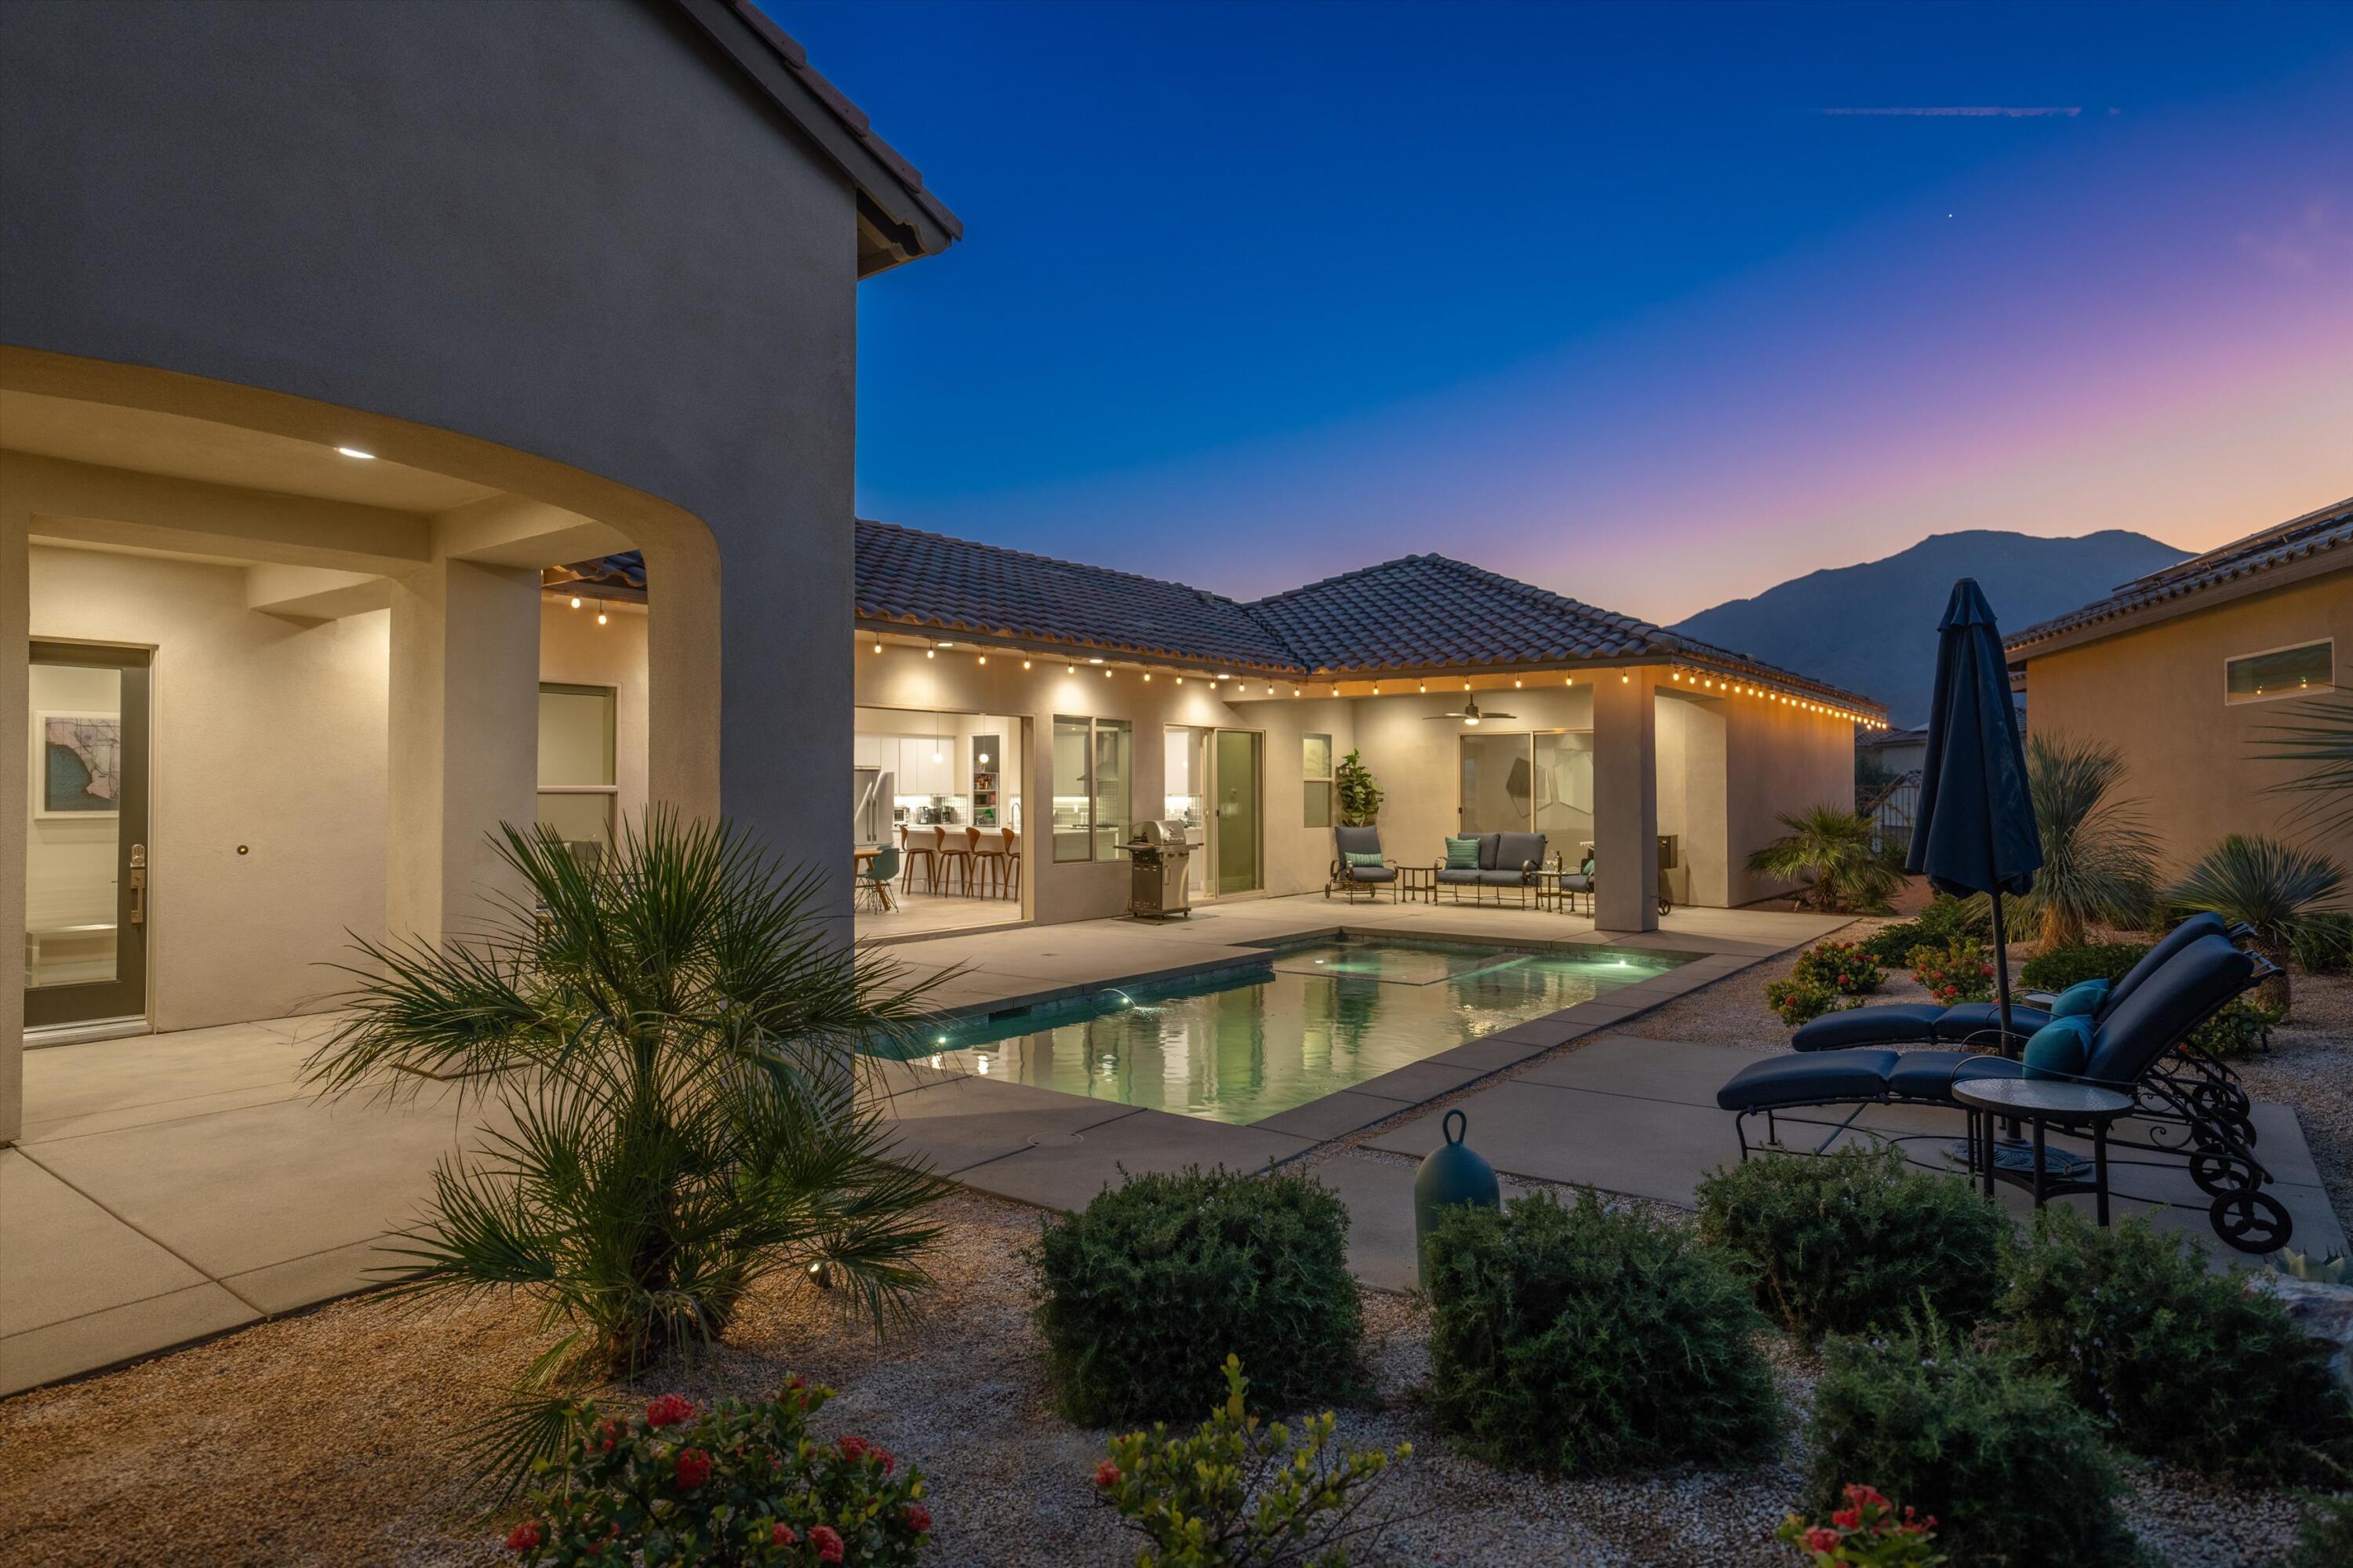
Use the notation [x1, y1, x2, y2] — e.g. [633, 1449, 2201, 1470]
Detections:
[1791, 940, 1886, 998]
[1777, 1484, 1942, 1565]
[1092, 1355, 1409, 1567]
[1907, 940, 1991, 1006]
[503, 1380, 929, 1566]
[2184, 998, 2274, 1060]
[1764, 978, 1851, 1028]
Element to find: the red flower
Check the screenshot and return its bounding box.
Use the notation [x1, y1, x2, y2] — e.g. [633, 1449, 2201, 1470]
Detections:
[809, 1525, 846, 1563]
[837, 1435, 871, 1464]
[504, 1519, 544, 1553]
[675, 1447, 713, 1490]
[771, 1523, 798, 1548]
[643, 1393, 696, 1428]
[1831, 1506, 1860, 1530]
[787, 1374, 807, 1391]
[903, 1502, 932, 1533]
[1802, 1526, 1841, 1554]
[1093, 1460, 1122, 1490]
[877, 1447, 896, 1475]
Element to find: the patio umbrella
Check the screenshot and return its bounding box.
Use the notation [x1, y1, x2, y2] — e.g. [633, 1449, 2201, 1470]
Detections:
[1907, 579, 2042, 1048]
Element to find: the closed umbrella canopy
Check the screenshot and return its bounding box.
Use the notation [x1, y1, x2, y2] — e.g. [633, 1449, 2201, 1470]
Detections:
[1908, 579, 2042, 1040]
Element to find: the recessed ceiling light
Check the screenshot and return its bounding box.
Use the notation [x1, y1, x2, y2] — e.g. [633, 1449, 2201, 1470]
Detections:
[334, 446, 376, 460]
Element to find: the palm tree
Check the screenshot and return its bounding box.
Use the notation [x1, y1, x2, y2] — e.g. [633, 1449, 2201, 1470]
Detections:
[2253, 692, 2353, 838]
[306, 810, 954, 1486]
[2166, 834, 2348, 1017]
[2015, 733, 2161, 950]
[1747, 805, 1907, 914]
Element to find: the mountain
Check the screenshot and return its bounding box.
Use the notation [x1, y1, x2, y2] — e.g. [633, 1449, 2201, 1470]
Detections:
[1669, 529, 2191, 727]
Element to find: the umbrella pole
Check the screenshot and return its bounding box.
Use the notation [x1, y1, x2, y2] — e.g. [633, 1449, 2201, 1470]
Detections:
[1990, 888, 2017, 1053]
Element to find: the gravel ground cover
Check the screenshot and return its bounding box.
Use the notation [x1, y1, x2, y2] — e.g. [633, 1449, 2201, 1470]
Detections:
[2, 919, 2341, 1568]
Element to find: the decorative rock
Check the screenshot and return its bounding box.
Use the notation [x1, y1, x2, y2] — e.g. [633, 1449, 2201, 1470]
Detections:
[2252, 1273, 2353, 1399]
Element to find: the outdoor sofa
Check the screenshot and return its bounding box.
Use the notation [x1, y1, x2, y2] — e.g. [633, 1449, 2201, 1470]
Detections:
[1714, 926, 2293, 1252]
[1435, 831, 1547, 908]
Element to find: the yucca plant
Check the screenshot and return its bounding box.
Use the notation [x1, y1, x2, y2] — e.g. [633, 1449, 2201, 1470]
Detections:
[2014, 733, 2161, 950]
[2166, 834, 2347, 1017]
[305, 810, 955, 1489]
[2255, 692, 2353, 838]
[1748, 805, 1907, 914]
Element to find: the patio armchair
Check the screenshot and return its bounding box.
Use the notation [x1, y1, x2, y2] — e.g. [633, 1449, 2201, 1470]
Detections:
[1713, 929, 2292, 1251]
[1327, 824, 1399, 901]
[1435, 831, 1547, 908]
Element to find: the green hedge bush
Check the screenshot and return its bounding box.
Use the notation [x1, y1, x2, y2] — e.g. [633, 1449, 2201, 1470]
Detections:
[1422, 1190, 1780, 1476]
[1695, 1144, 2007, 1340]
[1805, 1319, 2138, 1568]
[1859, 896, 1988, 969]
[2000, 1210, 2353, 1483]
[2017, 940, 2152, 993]
[2291, 912, 2353, 976]
[1029, 1166, 1363, 1426]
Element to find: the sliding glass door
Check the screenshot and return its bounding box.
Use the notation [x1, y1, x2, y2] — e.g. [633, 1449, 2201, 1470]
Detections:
[1213, 729, 1261, 895]
[1458, 730, 1593, 850]
[26, 642, 151, 1029]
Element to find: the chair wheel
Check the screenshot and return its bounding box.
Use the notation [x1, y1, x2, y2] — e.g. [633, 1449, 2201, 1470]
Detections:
[2189, 1151, 2256, 1196]
[2209, 1190, 2292, 1253]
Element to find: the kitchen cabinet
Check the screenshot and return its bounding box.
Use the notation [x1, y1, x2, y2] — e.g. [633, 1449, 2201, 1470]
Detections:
[853, 733, 882, 769]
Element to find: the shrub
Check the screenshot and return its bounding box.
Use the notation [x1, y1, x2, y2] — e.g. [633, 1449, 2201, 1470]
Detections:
[2017, 940, 2151, 993]
[1804, 1319, 2137, 1568]
[1859, 897, 1987, 969]
[2291, 1488, 2353, 1568]
[1999, 1210, 2353, 1483]
[503, 1381, 929, 1566]
[1422, 1190, 1780, 1475]
[2168, 833, 2348, 1017]
[1030, 1166, 1362, 1426]
[1792, 940, 1886, 997]
[1696, 1144, 2006, 1340]
[1091, 1355, 1409, 1567]
[2184, 998, 2273, 1060]
[2290, 911, 2353, 975]
[1765, 977, 1852, 1028]
[1747, 806, 1907, 913]
[1777, 1483, 1942, 1566]
[1907, 940, 1991, 1006]
[2013, 733, 2162, 948]
[307, 813, 953, 1486]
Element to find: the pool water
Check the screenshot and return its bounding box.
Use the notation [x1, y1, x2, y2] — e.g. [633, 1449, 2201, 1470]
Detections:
[875, 937, 1691, 1126]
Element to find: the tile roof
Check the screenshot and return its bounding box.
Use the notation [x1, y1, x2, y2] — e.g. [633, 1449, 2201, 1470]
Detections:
[552, 523, 1885, 712]
[2006, 494, 2353, 657]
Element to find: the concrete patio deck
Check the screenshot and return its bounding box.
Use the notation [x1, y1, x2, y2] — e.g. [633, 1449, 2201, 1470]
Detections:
[9, 892, 2326, 1399]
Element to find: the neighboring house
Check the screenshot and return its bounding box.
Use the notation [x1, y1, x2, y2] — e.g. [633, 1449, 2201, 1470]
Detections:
[561, 526, 1886, 928]
[2006, 495, 2353, 868]
[1, 1, 958, 1141]
[1857, 726, 1929, 784]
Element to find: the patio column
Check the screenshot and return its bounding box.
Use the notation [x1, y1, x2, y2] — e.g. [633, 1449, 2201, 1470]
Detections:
[1, 510, 27, 1143]
[1592, 667, 1660, 933]
[385, 555, 540, 945]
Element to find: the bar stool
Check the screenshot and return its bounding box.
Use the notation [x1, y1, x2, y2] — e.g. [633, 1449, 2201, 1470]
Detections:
[900, 824, 940, 893]
[938, 826, 979, 896]
[995, 825, 1022, 901]
[973, 827, 1013, 899]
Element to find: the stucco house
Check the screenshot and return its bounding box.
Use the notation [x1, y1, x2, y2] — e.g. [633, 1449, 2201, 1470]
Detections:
[2006, 493, 2351, 868]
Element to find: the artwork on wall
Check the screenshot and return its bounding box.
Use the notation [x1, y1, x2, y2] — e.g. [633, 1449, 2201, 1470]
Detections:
[35, 711, 122, 818]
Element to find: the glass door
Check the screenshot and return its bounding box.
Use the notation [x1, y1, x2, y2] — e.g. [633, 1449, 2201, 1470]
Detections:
[1213, 729, 1261, 895]
[26, 642, 151, 1029]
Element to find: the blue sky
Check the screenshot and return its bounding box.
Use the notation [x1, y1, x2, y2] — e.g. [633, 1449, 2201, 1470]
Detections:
[776, 1, 2353, 622]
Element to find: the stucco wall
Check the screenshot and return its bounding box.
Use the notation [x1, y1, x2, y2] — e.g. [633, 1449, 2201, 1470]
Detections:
[2022, 573, 2352, 871]
[28, 547, 391, 1030]
[0, 0, 860, 894]
[1723, 695, 1857, 906]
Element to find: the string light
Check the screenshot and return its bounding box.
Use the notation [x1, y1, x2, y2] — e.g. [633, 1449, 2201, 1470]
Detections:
[925, 648, 935, 660]
[1023, 660, 1031, 670]
[569, 596, 582, 609]
[595, 610, 608, 626]
[1514, 678, 1522, 688]
[977, 654, 987, 665]
[872, 641, 882, 653]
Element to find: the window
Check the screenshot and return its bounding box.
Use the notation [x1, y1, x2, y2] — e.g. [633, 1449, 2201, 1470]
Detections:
[538, 682, 617, 864]
[1302, 733, 1333, 828]
[1460, 730, 1594, 849]
[2225, 639, 2334, 704]
[1052, 715, 1133, 862]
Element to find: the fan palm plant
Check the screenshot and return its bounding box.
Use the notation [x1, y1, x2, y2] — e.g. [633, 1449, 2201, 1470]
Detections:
[2015, 733, 2161, 950]
[1747, 805, 1907, 914]
[306, 810, 954, 1487]
[2253, 692, 2353, 838]
[2166, 834, 2347, 1017]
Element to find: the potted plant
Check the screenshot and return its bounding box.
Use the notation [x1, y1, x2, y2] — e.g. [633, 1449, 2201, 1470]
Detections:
[1335, 749, 1384, 827]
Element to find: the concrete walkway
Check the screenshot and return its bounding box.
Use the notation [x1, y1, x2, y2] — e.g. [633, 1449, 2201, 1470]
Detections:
[0, 894, 1921, 1395]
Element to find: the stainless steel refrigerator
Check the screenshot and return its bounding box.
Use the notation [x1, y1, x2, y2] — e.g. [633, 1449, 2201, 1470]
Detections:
[853, 768, 895, 844]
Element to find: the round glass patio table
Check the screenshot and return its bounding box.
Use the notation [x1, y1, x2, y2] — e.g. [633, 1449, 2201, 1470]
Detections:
[1951, 1076, 2133, 1224]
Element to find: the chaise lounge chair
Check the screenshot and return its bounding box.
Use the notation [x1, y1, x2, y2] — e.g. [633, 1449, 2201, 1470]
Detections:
[1715, 928, 2293, 1252]
[1435, 831, 1547, 908]
[1788, 911, 2234, 1053]
[1327, 824, 1400, 901]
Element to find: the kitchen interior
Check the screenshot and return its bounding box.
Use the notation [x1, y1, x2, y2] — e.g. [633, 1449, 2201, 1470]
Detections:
[853, 706, 1026, 935]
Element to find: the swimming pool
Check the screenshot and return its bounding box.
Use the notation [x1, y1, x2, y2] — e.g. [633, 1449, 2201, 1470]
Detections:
[876, 936, 1691, 1126]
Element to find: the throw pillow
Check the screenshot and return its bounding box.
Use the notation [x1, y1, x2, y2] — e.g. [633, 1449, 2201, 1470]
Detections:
[2049, 978, 2110, 1018]
[2021, 1015, 2094, 1082]
[1445, 836, 1482, 870]
[1344, 850, 1385, 870]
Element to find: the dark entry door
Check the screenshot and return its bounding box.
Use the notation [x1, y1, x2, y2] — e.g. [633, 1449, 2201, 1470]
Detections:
[25, 642, 151, 1029]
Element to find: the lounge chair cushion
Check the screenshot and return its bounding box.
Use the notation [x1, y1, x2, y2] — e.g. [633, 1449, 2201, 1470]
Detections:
[1344, 864, 1397, 883]
[2107, 911, 2228, 1015]
[1475, 869, 1531, 887]
[1717, 1049, 1901, 1111]
[1493, 831, 1546, 872]
[1334, 825, 1384, 860]
[1444, 836, 1483, 869]
[1887, 1050, 2023, 1102]
[1557, 873, 1594, 893]
[1932, 1002, 2051, 1042]
[1791, 1003, 1944, 1051]
[2022, 1016, 2094, 1082]
[2083, 933, 2254, 1087]
[2049, 979, 2110, 1018]
[1475, 833, 1504, 871]
[1436, 867, 1482, 885]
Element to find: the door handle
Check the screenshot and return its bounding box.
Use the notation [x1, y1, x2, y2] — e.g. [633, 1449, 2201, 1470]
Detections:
[129, 843, 147, 926]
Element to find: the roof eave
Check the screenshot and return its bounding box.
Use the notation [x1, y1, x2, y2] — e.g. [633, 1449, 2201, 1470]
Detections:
[2006, 544, 2350, 663]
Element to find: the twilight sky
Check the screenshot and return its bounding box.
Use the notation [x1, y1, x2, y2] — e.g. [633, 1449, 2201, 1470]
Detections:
[780, 0, 2353, 625]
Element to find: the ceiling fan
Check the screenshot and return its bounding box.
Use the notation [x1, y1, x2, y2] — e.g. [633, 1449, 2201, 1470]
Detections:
[1424, 694, 1517, 726]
